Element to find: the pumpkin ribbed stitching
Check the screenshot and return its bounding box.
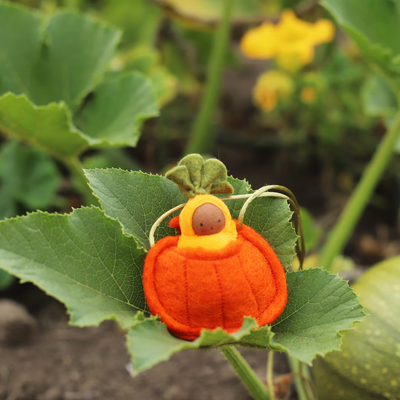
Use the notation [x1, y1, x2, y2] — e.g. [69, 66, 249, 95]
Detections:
[183, 257, 192, 328]
[153, 247, 189, 327]
[236, 253, 261, 316]
[213, 261, 226, 329]
[256, 258, 279, 320]
[245, 230, 280, 321]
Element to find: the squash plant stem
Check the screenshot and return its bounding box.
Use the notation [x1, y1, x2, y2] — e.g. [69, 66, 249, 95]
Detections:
[266, 351, 276, 400]
[319, 108, 400, 271]
[220, 346, 269, 400]
[184, 0, 235, 155]
[288, 356, 315, 400]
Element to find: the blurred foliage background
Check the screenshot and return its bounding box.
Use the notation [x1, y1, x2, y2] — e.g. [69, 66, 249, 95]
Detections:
[1, 0, 397, 274]
[0, 0, 398, 286]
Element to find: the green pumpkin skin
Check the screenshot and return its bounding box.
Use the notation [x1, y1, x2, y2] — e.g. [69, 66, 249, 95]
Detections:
[314, 257, 400, 400]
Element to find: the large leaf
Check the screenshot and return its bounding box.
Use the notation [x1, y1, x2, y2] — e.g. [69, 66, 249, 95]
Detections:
[241, 194, 297, 268]
[85, 169, 297, 266]
[0, 73, 158, 158]
[84, 169, 186, 250]
[0, 2, 120, 108]
[75, 73, 159, 148]
[0, 207, 147, 327]
[127, 315, 277, 373]
[0, 93, 91, 159]
[122, 46, 178, 107]
[321, 0, 400, 91]
[271, 268, 364, 364]
[0, 140, 61, 211]
[126, 268, 365, 372]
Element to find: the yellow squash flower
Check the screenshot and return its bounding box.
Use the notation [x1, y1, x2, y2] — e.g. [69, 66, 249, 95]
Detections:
[241, 9, 335, 69]
[253, 70, 294, 112]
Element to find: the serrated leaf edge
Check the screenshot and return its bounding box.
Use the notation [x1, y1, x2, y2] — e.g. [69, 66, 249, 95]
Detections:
[272, 267, 366, 364]
[0, 206, 147, 327]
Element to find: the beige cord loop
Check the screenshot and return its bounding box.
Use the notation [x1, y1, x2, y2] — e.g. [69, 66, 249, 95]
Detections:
[148, 186, 305, 269]
[149, 188, 291, 247]
[149, 203, 185, 248]
[237, 186, 290, 231]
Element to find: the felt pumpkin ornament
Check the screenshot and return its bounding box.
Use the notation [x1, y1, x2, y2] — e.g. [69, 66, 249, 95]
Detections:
[143, 154, 303, 341]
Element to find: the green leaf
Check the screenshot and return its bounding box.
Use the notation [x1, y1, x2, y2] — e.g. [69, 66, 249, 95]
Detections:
[217, 176, 252, 219]
[126, 268, 364, 372]
[242, 196, 297, 268]
[75, 73, 159, 148]
[0, 140, 61, 210]
[0, 74, 158, 158]
[271, 268, 365, 365]
[121, 46, 178, 107]
[85, 169, 297, 266]
[0, 2, 121, 108]
[127, 315, 270, 373]
[321, 0, 400, 91]
[0, 4, 159, 157]
[0, 207, 147, 327]
[84, 169, 186, 250]
[0, 268, 14, 291]
[0, 93, 90, 158]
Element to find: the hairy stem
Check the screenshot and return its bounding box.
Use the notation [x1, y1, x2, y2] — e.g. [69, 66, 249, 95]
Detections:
[266, 351, 275, 400]
[220, 346, 269, 400]
[288, 356, 315, 400]
[319, 109, 400, 270]
[184, 0, 235, 155]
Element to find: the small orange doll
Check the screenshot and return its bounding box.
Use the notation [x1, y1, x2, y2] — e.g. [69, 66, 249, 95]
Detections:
[143, 154, 288, 341]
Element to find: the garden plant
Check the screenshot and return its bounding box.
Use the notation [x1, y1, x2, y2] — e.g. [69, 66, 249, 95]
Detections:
[0, 0, 400, 399]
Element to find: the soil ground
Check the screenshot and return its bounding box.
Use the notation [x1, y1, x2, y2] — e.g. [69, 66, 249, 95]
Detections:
[0, 285, 295, 400]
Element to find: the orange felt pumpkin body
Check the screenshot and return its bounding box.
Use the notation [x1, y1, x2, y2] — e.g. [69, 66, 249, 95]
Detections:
[143, 222, 287, 341]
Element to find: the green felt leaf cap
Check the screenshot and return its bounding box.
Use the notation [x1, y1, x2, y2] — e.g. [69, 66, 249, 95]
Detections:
[165, 154, 234, 198]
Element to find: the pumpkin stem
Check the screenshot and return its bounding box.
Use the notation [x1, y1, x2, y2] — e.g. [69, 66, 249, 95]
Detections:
[165, 154, 234, 198]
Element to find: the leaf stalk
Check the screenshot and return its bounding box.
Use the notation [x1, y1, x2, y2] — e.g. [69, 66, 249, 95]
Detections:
[288, 356, 316, 400]
[220, 346, 269, 400]
[184, 0, 235, 155]
[266, 351, 276, 400]
[319, 108, 400, 270]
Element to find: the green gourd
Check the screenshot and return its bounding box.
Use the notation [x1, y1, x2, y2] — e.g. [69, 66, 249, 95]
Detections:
[314, 257, 400, 400]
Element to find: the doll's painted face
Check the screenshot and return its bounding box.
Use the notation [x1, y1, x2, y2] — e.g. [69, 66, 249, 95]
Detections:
[192, 203, 225, 236]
